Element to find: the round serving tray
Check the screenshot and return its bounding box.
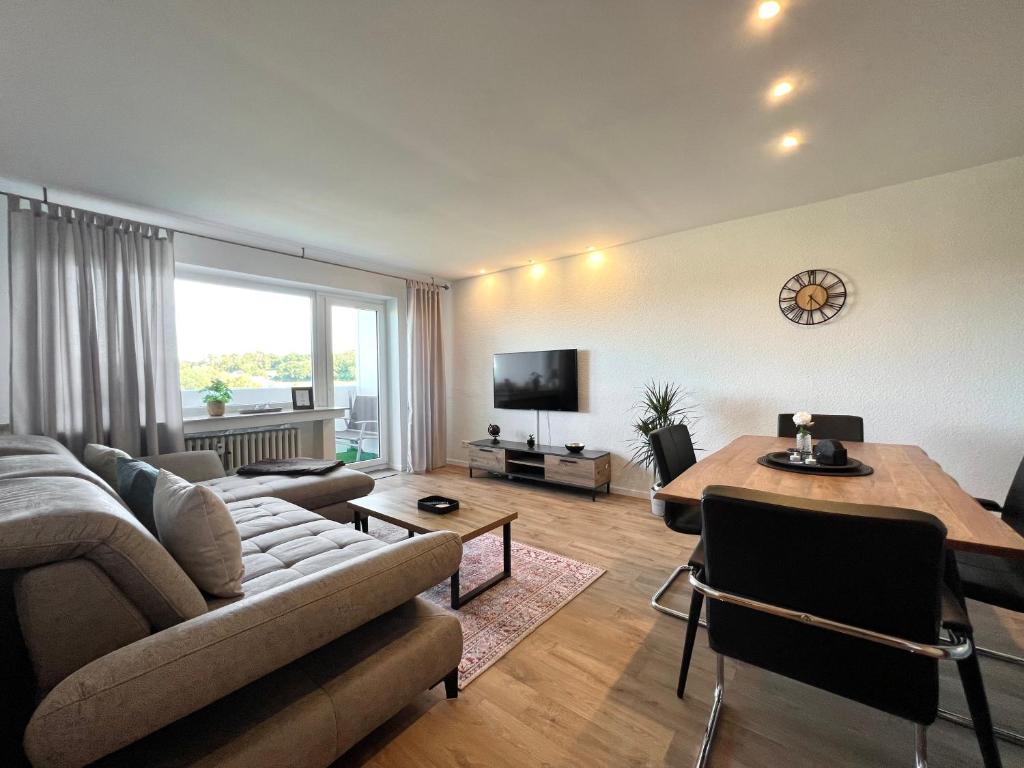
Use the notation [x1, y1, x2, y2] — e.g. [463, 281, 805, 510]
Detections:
[758, 452, 874, 477]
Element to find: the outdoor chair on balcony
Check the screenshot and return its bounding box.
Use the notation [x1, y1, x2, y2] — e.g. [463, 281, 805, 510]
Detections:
[335, 394, 379, 462]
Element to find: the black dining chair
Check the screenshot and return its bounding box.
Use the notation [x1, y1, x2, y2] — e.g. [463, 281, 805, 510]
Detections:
[777, 413, 864, 442]
[946, 454, 1024, 744]
[678, 486, 1001, 768]
[649, 424, 704, 627]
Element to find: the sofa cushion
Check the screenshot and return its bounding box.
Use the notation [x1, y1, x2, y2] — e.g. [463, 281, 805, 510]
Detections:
[84, 443, 132, 488]
[0, 477, 206, 628]
[15, 560, 151, 694]
[0, 453, 124, 504]
[223, 496, 389, 600]
[0, 434, 74, 458]
[117, 457, 161, 535]
[154, 471, 244, 598]
[201, 467, 374, 511]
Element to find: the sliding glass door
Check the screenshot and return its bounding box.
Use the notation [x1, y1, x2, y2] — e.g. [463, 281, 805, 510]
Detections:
[321, 296, 386, 470]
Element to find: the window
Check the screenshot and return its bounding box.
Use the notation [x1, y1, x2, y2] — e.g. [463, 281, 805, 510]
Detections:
[327, 301, 382, 463]
[174, 273, 390, 470]
[174, 278, 313, 414]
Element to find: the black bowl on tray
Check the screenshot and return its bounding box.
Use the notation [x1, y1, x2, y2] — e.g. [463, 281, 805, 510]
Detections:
[564, 443, 586, 454]
[417, 495, 459, 514]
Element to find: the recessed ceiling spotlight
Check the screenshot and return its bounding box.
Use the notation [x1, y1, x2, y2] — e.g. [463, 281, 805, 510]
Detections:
[758, 1, 781, 19]
[478, 269, 486, 274]
[779, 132, 802, 151]
[771, 79, 794, 100]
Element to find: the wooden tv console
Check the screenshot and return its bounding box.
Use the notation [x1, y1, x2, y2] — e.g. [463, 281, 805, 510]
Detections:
[467, 439, 611, 501]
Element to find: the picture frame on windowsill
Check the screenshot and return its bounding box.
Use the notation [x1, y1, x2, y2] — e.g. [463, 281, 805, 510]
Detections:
[291, 387, 314, 410]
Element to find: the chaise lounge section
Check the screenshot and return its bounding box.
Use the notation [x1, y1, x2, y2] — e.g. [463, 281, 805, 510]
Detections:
[0, 435, 463, 767]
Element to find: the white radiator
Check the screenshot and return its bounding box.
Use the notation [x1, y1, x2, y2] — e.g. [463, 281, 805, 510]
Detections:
[185, 427, 301, 473]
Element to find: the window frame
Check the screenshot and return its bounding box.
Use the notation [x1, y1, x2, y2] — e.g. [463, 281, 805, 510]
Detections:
[316, 293, 389, 472]
[173, 267, 390, 470]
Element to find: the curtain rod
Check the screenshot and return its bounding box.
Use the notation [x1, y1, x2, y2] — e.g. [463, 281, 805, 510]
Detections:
[2, 186, 450, 290]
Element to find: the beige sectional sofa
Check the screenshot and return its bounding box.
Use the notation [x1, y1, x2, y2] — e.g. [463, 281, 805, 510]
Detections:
[0, 435, 463, 767]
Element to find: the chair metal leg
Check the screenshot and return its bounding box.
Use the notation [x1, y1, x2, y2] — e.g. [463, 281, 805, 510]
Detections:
[937, 708, 1024, 748]
[950, 651, 1004, 768]
[694, 654, 725, 768]
[915, 724, 928, 768]
[652, 564, 708, 626]
[977, 645, 1024, 666]
[936, 640, 1024, 750]
[677, 587, 705, 698]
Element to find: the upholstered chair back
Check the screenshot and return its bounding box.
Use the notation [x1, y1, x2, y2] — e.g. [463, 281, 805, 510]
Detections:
[700, 485, 947, 724]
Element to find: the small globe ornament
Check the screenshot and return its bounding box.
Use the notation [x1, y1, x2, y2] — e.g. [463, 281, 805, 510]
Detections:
[487, 423, 501, 443]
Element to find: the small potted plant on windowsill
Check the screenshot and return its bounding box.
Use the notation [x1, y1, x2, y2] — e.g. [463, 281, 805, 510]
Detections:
[627, 381, 699, 517]
[200, 379, 233, 417]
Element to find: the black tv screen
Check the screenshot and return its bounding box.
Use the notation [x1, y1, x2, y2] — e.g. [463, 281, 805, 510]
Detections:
[493, 349, 578, 411]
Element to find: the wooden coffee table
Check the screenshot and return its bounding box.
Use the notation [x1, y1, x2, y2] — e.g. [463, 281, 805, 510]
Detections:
[348, 488, 518, 609]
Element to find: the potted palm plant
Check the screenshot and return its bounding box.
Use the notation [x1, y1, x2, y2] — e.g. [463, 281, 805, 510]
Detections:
[627, 381, 699, 517]
[200, 379, 233, 417]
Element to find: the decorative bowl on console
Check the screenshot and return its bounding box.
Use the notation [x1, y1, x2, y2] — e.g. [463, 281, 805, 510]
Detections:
[564, 443, 585, 454]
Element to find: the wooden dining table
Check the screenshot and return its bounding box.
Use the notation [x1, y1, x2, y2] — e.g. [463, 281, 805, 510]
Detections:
[656, 435, 1024, 560]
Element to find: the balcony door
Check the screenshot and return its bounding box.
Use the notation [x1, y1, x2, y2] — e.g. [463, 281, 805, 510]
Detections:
[318, 296, 386, 470]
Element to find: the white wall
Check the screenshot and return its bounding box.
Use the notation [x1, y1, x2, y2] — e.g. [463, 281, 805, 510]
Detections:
[448, 156, 1024, 501]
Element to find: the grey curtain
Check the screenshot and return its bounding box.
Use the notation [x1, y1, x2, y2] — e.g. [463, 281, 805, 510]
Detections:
[8, 196, 185, 457]
[407, 280, 446, 472]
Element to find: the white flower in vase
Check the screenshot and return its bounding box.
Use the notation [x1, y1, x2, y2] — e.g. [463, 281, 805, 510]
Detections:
[792, 411, 815, 457]
[793, 411, 814, 430]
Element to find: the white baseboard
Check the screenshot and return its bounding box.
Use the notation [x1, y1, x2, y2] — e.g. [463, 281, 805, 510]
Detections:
[610, 484, 649, 499]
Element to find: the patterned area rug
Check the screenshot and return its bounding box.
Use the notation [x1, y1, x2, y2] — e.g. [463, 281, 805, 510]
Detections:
[370, 520, 605, 688]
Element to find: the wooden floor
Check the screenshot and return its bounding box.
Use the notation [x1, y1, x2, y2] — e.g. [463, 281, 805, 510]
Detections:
[338, 466, 1024, 768]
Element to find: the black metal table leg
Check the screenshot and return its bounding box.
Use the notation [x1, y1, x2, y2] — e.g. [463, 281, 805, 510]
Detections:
[502, 522, 511, 577]
[451, 523, 513, 609]
[450, 569, 460, 610]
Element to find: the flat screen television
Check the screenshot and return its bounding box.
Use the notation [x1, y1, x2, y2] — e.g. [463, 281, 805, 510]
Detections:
[493, 349, 578, 411]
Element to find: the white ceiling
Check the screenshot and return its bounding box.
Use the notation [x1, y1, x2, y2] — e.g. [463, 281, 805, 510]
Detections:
[1, 1, 1022, 279]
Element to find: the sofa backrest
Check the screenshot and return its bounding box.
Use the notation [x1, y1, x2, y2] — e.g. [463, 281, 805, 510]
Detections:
[0, 477, 207, 628]
[0, 434, 75, 458]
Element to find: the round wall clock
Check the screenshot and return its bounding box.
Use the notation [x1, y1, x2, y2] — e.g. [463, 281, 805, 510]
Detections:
[779, 269, 846, 325]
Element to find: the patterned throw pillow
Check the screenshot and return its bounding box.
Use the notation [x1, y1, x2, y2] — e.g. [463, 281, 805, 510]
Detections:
[116, 457, 160, 536]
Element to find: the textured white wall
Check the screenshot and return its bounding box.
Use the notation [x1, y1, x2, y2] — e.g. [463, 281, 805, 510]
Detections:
[448, 156, 1024, 501]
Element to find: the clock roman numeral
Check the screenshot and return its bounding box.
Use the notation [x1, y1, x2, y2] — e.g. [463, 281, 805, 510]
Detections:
[794, 272, 807, 287]
[782, 303, 802, 322]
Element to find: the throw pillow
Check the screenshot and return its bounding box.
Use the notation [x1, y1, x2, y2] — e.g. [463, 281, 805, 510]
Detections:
[116, 457, 160, 536]
[83, 443, 132, 488]
[153, 470, 244, 598]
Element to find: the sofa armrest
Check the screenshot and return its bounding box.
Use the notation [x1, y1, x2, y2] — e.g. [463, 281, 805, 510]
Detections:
[138, 450, 226, 482]
[24, 531, 462, 768]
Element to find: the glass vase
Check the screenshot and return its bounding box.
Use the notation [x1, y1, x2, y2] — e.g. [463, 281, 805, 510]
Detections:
[796, 431, 812, 460]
